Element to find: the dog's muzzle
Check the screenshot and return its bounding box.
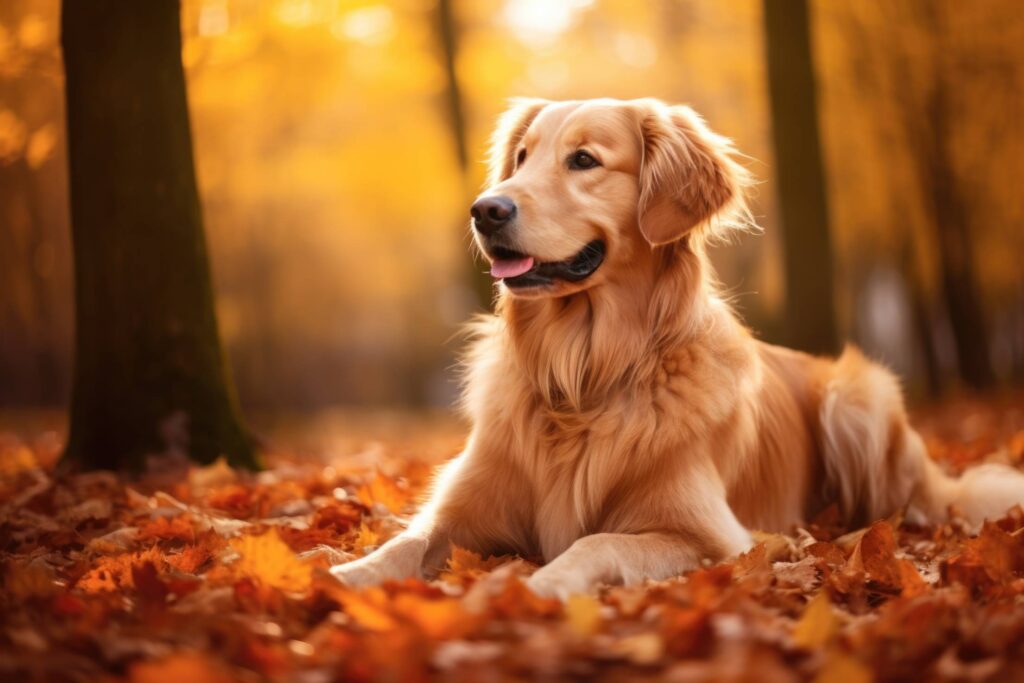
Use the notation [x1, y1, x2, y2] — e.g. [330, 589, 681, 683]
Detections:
[489, 240, 606, 289]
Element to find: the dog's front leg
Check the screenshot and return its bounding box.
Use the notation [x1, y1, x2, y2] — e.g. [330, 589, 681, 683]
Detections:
[527, 491, 753, 600]
[330, 438, 530, 586]
[329, 456, 465, 587]
[329, 528, 443, 586]
[525, 532, 708, 600]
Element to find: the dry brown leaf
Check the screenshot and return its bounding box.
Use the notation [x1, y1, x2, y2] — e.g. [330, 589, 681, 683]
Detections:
[5, 557, 61, 600]
[814, 651, 872, 683]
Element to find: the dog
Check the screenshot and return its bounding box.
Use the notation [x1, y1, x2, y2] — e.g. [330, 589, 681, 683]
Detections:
[331, 98, 1024, 599]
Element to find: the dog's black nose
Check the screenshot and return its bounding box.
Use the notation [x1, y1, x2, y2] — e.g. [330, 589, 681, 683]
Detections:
[470, 196, 516, 236]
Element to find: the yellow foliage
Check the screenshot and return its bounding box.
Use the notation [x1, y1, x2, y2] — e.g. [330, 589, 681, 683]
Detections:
[356, 473, 408, 514]
[333, 586, 399, 632]
[230, 528, 313, 592]
[440, 544, 506, 584]
[392, 593, 471, 639]
[353, 522, 379, 552]
[565, 593, 603, 637]
[792, 591, 838, 650]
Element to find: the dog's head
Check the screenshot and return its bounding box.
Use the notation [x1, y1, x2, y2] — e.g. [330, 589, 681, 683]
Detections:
[471, 98, 751, 298]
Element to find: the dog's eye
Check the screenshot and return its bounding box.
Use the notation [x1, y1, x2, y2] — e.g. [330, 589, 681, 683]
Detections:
[569, 150, 600, 170]
[516, 148, 527, 168]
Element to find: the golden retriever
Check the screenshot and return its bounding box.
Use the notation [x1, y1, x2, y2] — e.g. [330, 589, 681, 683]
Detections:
[331, 98, 1024, 599]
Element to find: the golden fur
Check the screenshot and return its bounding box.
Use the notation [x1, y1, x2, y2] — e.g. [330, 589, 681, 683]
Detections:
[332, 98, 1024, 599]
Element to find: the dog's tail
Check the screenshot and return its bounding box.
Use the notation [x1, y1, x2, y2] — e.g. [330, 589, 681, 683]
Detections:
[820, 347, 1024, 529]
[911, 455, 1024, 528]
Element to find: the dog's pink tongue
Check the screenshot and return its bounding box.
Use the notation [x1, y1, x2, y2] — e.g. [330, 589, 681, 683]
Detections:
[491, 256, 534, 279]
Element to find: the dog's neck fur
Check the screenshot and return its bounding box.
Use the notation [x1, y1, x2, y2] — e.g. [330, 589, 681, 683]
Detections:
[499, 240, 712, 414]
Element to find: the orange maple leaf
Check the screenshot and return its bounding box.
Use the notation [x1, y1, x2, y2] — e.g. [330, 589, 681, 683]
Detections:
[230, 528, 313, 592]
[439, 545, 507, 585]
[356, 473, 409, 514]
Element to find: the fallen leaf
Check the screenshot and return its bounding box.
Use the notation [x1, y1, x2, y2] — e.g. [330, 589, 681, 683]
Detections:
[565, 593, 602, 636]
[792, 591, 838, 650]
[230, 528, 313, 592]
[129, 652, 237, 683]
[815, 651, 872, 683]
[356, 473, 409, 514]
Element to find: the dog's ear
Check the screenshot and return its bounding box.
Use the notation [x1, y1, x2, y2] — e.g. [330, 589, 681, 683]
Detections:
[487, 98, 548, 186]
[636, 101, 751, 246]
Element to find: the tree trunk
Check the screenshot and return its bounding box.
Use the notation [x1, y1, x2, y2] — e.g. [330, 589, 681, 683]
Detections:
[900, 238, 943, 397]
[763, 0, 839, 355]
[914, 2, 995, 390]
[435, 0, 493, 310]
[924, 89, 995, 389]
[61, 0, 258, 470]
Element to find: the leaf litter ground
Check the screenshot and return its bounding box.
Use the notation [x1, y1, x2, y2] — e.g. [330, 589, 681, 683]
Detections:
[2, 396, 1024, 682]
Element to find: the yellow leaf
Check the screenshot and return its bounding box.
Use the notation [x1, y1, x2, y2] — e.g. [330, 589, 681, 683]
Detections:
[354, 522, 379, 552]
[356, 473, 409, 514]
[393, 593, 470, 639]
[231, 529, 312, 592]
[565, 593, 602, 636]
[439, 545, 506, 584]
[792, 591, 838, 650]
[814, 652, 872, 683]
[334, 586, 398, 631]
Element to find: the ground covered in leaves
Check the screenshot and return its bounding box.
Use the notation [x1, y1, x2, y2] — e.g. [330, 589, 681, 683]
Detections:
[2, 397, 1024, 682]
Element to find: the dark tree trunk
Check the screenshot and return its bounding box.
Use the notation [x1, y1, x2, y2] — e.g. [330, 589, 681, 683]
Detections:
[61, 0, 258, 470]
[435, 0, 493, 310]
[763, 0, 839, 355]
[437, 0, 468, 173]
[900, 238, 944, 397]
[925, 93, 995, 390]
[895, 1, 995, 390]
[914, 5, 996, 390]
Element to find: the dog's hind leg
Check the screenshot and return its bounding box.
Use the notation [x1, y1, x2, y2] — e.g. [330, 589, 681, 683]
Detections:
[820, 346, 1024, 529]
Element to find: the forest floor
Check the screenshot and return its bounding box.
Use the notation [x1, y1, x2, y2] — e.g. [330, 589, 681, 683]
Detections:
[2, 395, 1024, 682]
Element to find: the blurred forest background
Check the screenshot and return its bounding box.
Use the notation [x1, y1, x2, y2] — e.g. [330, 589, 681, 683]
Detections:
[2, 0, 1023, 414]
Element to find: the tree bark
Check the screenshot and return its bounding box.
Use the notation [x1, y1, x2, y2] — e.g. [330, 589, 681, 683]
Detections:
[914, 1, 995, 390]
[763, 0, 839, 355]
[923, 87, 995, 389]
[61, 0, 258, 470]
[435, 0, 493, 310]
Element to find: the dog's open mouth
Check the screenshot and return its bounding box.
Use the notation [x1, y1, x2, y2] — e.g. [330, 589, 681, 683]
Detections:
[487, 240, 606, 289]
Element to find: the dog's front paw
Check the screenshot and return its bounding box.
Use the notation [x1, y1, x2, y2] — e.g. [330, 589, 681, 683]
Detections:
[329, 534, 429, 587]
[525, 567, 596, 602]
[329, 556, 392, 587]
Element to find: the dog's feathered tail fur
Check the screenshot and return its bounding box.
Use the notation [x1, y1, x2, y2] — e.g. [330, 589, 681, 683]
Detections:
[821, 347, 1024, 529]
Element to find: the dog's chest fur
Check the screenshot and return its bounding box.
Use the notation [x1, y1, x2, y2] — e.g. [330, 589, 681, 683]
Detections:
[465, 298, 762, 561]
